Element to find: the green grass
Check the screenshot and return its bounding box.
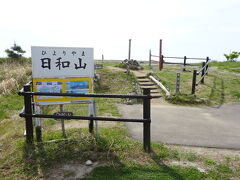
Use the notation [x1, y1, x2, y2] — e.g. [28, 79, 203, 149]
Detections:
[95, 68, 135, 94]
[210, 61, 240, 73]
[152, 63, 240, 105]
[95, 60, 121, 67]
[203, 158, 216, 166]
[0, 94, 23, 120]
[1, 124, 208, 179]
[1, 62, 240, 179]
[82, 165, 206, 180]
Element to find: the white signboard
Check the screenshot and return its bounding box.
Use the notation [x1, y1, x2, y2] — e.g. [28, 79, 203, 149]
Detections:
[31, 46, 94, 78]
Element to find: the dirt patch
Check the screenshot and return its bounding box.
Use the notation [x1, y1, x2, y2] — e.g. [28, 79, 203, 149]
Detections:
[168, 161, 206, 173]
[44, 162, 107, 180]
[106, 66, 151, 77]
[106, 66, 126, 72]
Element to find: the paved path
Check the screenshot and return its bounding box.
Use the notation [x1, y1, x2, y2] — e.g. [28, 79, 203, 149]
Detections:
[118, 103, 240, 149]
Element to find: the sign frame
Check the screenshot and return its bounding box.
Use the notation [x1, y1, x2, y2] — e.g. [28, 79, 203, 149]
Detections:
[32, 77, 93, 103]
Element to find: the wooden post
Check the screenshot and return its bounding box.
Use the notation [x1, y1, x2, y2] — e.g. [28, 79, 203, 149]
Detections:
[143, 88, 151, 152]
[206, 57, 209, 75]
[128, 39, 131, 60]
[183, 56, 187, 71]
[201, 62, 206, 84]
[159, 39, 163, 71]
[191, 70, 197, 94]
[149, 49, 151, 66]
[23, 85, 34, 143]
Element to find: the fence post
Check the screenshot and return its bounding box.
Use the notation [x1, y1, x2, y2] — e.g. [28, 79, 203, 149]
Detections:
[183, 56, 187, 71]
[191, 70, 197, 94]
[143, 88, 151, 152]
[206, 57, 209, 75]
[149, 49, 151, 67]
[159, 39, 163, 71]
[201, 62, 206, 84]
[23, 85, 34, 143]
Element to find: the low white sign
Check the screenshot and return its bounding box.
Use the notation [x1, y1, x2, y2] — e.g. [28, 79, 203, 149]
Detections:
[31, 46, 94, 78]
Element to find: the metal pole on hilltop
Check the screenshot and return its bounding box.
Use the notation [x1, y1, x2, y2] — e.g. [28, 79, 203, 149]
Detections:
[128, 39, 131, 60]
[149, 49, 151, 66]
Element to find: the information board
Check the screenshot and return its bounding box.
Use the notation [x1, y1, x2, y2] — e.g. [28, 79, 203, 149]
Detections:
[31, 46, 94, 104]
[31, 46, 94, 78]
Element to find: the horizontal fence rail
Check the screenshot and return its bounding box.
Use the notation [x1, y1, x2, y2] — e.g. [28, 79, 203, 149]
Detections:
[163, 56, 210, 72]
[18, 83, 152, 152]
[164, 56, 208, 60]
[163, 62, 191, 65]
[148, 50, 210, 72]
[196, 60, 210, 75]
[20, 113, 149, 123]
[18, 91, 150, 99]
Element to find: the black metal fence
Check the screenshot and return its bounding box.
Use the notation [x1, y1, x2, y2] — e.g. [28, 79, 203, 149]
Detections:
[191, 60, 211, 94]
[18, 83, 152, 152]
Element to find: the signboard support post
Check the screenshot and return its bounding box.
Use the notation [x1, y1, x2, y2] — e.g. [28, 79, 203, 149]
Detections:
[60, 104, 66, 138]
[88, 100, 98, 136]
[34, 104, 42, 142]
[93, 100, 98, 137]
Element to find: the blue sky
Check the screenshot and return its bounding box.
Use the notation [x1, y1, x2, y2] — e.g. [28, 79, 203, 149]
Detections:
[0, 0, 239, 61]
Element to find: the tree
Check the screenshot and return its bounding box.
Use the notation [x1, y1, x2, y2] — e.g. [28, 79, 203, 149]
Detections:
[224, 51, 240, 62]
[5, 42, 26, 59]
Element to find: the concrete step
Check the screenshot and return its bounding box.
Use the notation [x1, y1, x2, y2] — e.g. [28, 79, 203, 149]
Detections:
[138, 83, 155, 86]
[137, 79, 151, 82]
[136, 76, 147, 79]
[150, 89, 160, 92]
[150, 91, 161, 94]
[140, 86, 158, 90]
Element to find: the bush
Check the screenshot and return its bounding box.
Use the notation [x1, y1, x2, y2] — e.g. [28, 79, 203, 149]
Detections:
[5, 43, 26, 59]
[224, 51, 240, 62]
